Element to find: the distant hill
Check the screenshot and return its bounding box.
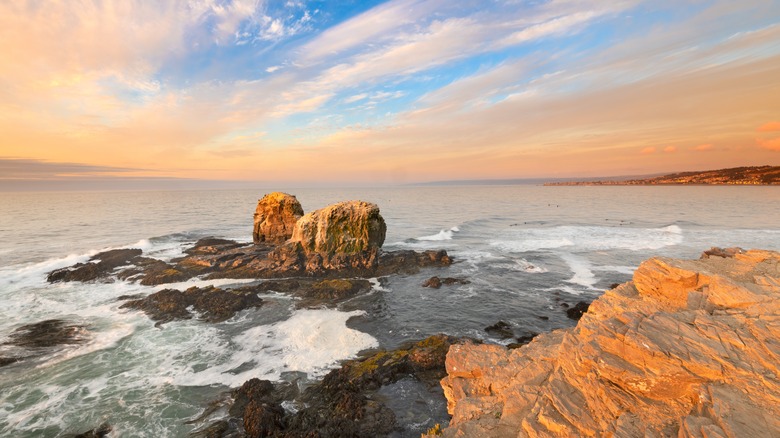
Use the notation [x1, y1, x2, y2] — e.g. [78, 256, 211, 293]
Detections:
[545, 166, 780, 186]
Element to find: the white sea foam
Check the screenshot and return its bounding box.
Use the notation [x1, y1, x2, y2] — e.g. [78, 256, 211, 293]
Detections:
[558, 253, 599, 291]
[416, 226, 460, 241]
[153, 309, 377, 387]
[514, 259, 548, 273]
[491, 224, 683, 253]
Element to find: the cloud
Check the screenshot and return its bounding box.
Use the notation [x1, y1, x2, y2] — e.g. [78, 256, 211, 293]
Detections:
[0, 158, 141, 180]
[266, 65, 282, 73]
[692, 144, 714, 152]
[663, 146, 677, 153]
[758, 121, 780, 132]
[297, 0, 447, 64]
[344, 93, 369, 104]
[757, 137, 780, 151]
[640, 147, 656, 154]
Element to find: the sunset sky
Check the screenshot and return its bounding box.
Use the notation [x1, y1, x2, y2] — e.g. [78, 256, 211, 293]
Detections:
[1, 0, 779, 187]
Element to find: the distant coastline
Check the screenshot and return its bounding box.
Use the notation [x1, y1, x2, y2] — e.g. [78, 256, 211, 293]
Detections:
[544, 165, 780, 186]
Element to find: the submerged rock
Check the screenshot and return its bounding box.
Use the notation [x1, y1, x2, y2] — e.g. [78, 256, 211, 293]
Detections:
[1, 319, 90, 367]
[437, 249, 780, 437]
[4, 319, 89, 348]
[565, 300, 590, 320]
[253, 192, 304, 244]
[70, 423, 112, 438]
[423, 276, 470, 289]
[484, 321, 515, 339]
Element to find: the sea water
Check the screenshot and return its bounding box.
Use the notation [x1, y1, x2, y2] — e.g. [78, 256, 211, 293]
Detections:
[0, 185, 778, 436]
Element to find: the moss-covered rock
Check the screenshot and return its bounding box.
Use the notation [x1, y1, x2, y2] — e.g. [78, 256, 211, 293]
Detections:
[291, 200, 386, 255]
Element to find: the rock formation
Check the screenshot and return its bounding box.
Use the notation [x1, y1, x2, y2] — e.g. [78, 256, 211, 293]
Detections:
[194, 335, 462, 437]
[437, 248, 780, 437]
[283, 200, 387, 273]
[291, 200, 386, 254]
[252, 192, 304, 244]
[48, 196, 449, 284]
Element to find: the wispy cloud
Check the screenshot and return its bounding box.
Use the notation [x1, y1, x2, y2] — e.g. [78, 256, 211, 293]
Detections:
[0, 158, 141, 180]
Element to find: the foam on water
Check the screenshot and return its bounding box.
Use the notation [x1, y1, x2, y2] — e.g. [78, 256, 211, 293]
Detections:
[492, 224, 683, 253]
[149, 309, 378, 388]
[416, 226, 460, 241]
[558, 253, 599, 291]
[514, 258, 548, 273]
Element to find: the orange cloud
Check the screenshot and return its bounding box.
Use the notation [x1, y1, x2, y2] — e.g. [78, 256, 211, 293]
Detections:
[692, 144, 714, 152]
[757, 137, 780, 151]
[663, 146, 677, 153]
[758, 121, 780, 132]
[640, 147, 656, 154]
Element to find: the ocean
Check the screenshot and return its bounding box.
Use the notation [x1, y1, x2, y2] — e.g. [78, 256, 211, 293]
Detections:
[0, 185, 778, 437]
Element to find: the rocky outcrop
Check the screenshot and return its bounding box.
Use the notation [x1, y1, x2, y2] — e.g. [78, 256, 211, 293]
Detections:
[252, 192, 303, 244]
[437, 248, 780, 437]
[48, 249, 143, 283]
[196, 335, 462, 438]
[120, 285, 264, 326]
[47, 196, 451, 284]
[285, 200, 387, 274]
[1, 319, 90, 367]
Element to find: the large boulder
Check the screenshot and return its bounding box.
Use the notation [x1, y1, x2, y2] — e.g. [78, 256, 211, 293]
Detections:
[252, 192, 304, 244]
[280, 200, 387, 274]
[436, 249, 780, 437]
[291, 200, 386, 255]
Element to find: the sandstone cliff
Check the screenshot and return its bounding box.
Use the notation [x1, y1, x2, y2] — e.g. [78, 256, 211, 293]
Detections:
[438, 249, 780, 437]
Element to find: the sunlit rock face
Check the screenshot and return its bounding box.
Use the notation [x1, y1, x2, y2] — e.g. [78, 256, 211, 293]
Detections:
[437, 248, 780, 437]
[286, 200, 387, 274]
[252, 192, 304, 244]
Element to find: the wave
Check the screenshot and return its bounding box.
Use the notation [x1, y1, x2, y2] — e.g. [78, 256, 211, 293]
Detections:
[558, 253, 599, 291]
[491, 224, 683, 253]
[416, 226, 460, 241]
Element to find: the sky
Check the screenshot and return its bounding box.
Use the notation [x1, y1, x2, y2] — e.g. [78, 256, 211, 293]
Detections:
[1, 0, 779, 187]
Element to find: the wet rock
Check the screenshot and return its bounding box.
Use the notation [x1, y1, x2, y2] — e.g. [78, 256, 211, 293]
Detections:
[229, 379, 287, 438]
[377, 250, 452, 276]
[484, 321, 514, 339]
[439, 249, 780, 437]
[294, 279, 372, 308]
[565, 300, 590, 320]
[202, 335, 463, 438]
[120, 285, 263, 326]
[0, 356, 20, 367]
[701, 246, 744, 259]
[423, 276, 443, 288]
[185, 237, 245, 256]
[423, 276, 470, 289]
[4, 319, 89, 348]
[47, 248, 142, 283]
[253, 192, 304, 244]
[514, 332, 539, 345]
[71, 423, 112, 438]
